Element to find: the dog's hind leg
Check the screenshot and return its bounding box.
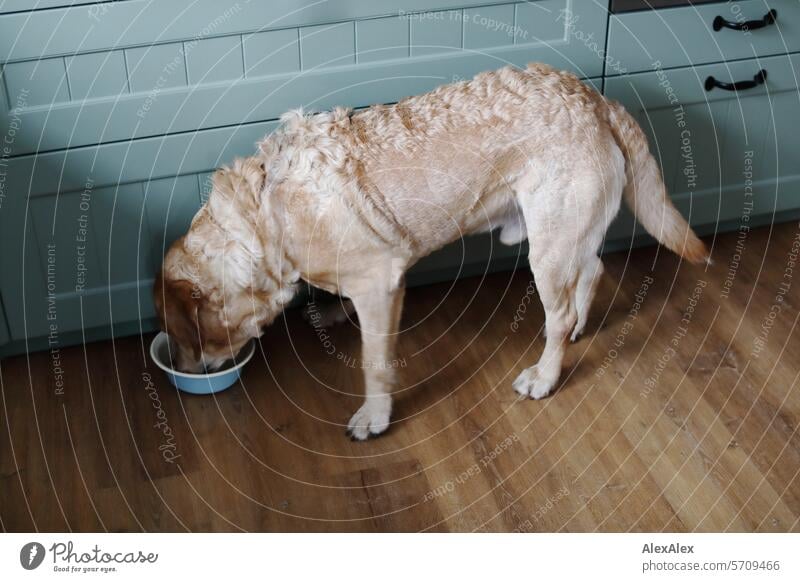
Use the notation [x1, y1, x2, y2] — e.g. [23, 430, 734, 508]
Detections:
[512, 250, 579, 399]
[512, 152, 622, 398]
[571, 255, 604, 342]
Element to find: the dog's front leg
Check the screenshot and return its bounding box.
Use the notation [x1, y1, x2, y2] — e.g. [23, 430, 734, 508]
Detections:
[346, 286, 405, 440]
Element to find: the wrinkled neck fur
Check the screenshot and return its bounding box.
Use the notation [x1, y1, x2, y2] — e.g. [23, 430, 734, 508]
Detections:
[183, 196, 300, 323]
[238, 205, 300, 318]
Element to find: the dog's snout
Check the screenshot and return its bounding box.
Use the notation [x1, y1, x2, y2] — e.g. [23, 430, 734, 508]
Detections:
[173, 348, 204, 374]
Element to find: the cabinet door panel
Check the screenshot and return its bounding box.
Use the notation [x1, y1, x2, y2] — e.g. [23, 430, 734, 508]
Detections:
[604, 53, 800, 244]
[23, 183, 156, 336]
[144, 175, 203, 262]
[29, 190, 104, 296]
[91, 183, 154, 287]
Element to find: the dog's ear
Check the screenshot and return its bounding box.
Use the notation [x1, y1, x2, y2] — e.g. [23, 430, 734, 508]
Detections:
[211, 157, 266, 203]
[154, 274, 201, 360]
[236, 156, 266, 194]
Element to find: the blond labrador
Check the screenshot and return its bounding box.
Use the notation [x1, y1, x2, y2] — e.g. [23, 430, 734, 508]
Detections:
[154, 64, 708, 440]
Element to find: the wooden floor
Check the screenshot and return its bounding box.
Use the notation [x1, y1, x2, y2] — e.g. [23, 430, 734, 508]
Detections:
[2, 222, 799, 532]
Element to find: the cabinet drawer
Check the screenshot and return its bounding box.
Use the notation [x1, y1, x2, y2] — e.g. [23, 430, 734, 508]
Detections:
[605, 53, 800, 238]
[607, 0, 800, 74]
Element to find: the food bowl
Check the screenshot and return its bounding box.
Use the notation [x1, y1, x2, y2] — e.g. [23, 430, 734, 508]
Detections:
[149, 331, 255, 394]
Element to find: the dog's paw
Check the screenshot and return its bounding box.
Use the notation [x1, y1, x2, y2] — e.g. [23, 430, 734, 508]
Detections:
[347, 397, 392, 441]
[513, 366, 557, 400]
[303, 300, 354, 328]
[570, 319, 587, 343]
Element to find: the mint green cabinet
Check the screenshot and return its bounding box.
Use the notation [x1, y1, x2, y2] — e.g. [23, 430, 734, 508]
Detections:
[604, 53, 800, 240]
[2, 0, 799, 357]
[0, 0, 608, 355]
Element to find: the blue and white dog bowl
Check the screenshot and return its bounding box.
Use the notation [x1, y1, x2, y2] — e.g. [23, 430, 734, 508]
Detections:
[149, 331, 255, 394]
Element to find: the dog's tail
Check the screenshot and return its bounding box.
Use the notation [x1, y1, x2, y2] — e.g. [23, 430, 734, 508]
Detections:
[604, 98, 710, 264]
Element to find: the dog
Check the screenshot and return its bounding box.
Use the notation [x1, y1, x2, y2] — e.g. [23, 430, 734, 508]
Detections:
[154, 63, 708, 440]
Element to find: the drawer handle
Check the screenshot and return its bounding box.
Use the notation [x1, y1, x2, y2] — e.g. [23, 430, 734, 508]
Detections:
[713, 8, 777, 32]
[704, 69, 767, 92]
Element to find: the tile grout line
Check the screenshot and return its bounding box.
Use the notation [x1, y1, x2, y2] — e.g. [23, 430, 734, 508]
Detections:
[353, 21, 358, 65]
[240, 34, 247, 78]
[62, 57, 73, 101]
[196, 173, 204, 204]
[297, 28, 303, 71]
[121, 49, 132, 94]
[182, 41, 191, 85]
[513, 3, 518, 47]
[406, 14, 411, 58]
[460, 8, 465, 49]
[1, 64, 12, 110]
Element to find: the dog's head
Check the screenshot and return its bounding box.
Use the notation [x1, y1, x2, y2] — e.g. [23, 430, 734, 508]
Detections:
[153, 253, 254, 373]
[153, 157, 296, 373]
